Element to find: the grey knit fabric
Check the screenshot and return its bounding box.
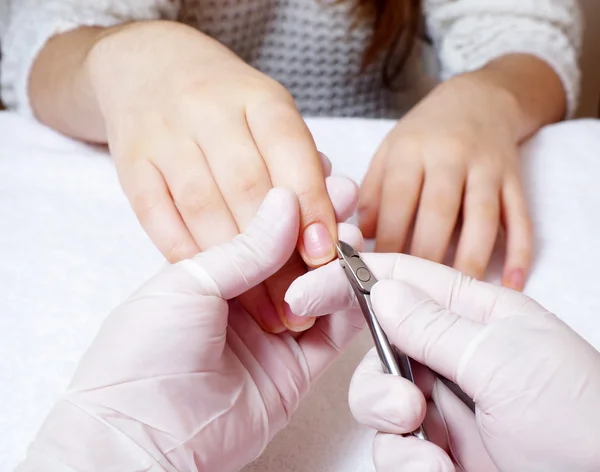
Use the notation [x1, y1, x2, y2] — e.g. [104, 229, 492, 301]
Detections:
[0, 0, 583, 119]
[180, 0, 401, 117]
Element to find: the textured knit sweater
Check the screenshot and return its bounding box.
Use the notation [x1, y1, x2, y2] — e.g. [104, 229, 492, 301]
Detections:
[0, 0, 583, 119]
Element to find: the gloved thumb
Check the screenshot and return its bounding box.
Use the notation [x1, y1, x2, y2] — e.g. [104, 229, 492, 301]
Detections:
[176, 187, 300, 300]
[371, 280, 484, 389]
[66, 188, 301, 390]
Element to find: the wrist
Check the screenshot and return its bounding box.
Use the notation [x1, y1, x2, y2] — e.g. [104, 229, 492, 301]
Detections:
[28, 26, 114, 142]
[467, 54, 567, 141]
[439, 71, 523, 143]
[20, 399, 171, 471]
[84, 20, 213, 125]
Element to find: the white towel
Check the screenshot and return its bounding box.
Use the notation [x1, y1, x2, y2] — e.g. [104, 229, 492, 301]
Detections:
[1, 113, 599, 471]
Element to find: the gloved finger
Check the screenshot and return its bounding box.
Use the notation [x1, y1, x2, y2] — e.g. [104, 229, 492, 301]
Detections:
[432, 380, 498, 472]
[319, 151, 333, 177]
[285, 251, 535, 323]
[371, 279, 482, 387]
[177, 187, 299, 299]
[294, 220, 365, 375]
[348, 346, 488, 465]
[326, 176, 359, 222]
[283, 223, 362, 320]
[373, 433, 455, 472]
[258, 175, 358, 333]
[337, 222, 364, 251]
[349, 348, 426, 435]
[296, 303, 365, 381]
[285, 260, 353, 318]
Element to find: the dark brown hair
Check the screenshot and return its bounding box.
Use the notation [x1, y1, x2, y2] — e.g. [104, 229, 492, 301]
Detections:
[346, 0, 423, 88]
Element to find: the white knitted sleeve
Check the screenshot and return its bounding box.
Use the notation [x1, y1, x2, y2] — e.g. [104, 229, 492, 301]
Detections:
[0, 0, 179, 116]
[425, 0, 583, 117]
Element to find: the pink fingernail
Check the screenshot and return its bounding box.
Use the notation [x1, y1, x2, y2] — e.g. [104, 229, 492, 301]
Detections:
[505, 269, 525, 291]
[283, 302, 315, 332]
[302, 222, 334, 264]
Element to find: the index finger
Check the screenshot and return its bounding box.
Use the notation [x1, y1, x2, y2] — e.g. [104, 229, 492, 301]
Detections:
[246, 96, 337, 267]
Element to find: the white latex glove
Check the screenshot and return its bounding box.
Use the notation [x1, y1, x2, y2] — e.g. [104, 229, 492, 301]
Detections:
[17, 185, 365, 472]
[285, 254, 600, 471]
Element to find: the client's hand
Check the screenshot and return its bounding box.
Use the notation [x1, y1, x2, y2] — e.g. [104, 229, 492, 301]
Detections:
[17, 188, 365, 472]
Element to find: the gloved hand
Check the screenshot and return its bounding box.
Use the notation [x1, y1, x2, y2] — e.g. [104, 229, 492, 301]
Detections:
[17, 186, 365, 472]
[285, 254, 600, 471]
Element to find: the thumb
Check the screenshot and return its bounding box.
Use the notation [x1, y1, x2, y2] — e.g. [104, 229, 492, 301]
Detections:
[176, 187, 300, 299]
[371, 280, 483, 388]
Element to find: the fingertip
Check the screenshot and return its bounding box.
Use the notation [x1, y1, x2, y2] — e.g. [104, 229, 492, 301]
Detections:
[349, 366, 426, 434]
[326, 176, 359, 222]
[337, 222, 364, 252]
[502, 267, 526, 291]
[282, 301, 317, 331]
[318, 151, 333, 177]
[284, 261, 355, 317]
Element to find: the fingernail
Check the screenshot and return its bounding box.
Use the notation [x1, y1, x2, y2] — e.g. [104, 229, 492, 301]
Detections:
[283, 302, 316, 332]
[257, 298, 286, 334]
[302, 222, 334, 264]
[504, 268, 525, 291]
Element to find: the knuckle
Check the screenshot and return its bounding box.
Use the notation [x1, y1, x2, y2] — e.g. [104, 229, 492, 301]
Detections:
[472, 198, 499, 221]
[165, 238, 195, 263]
[228, 173, 266, 203]
[428, 188, 458, 216]
[387, 135, 423, 160]
[441, 134, 472, 161]
[178, 85, 241, 126]
[263, 81, 296, 105]
[295, 187, 332, 224]
[249, 84, 298, 117]
[128, 188, 162, 220]
[175, 182, 214, 215]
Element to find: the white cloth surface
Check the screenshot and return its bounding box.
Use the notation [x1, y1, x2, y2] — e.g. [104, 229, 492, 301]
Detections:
[0, 113, 599, 471]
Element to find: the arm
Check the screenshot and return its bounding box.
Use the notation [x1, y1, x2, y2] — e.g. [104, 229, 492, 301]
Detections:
[425, 0, 583, 140]
[0, 0, 178, 142]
